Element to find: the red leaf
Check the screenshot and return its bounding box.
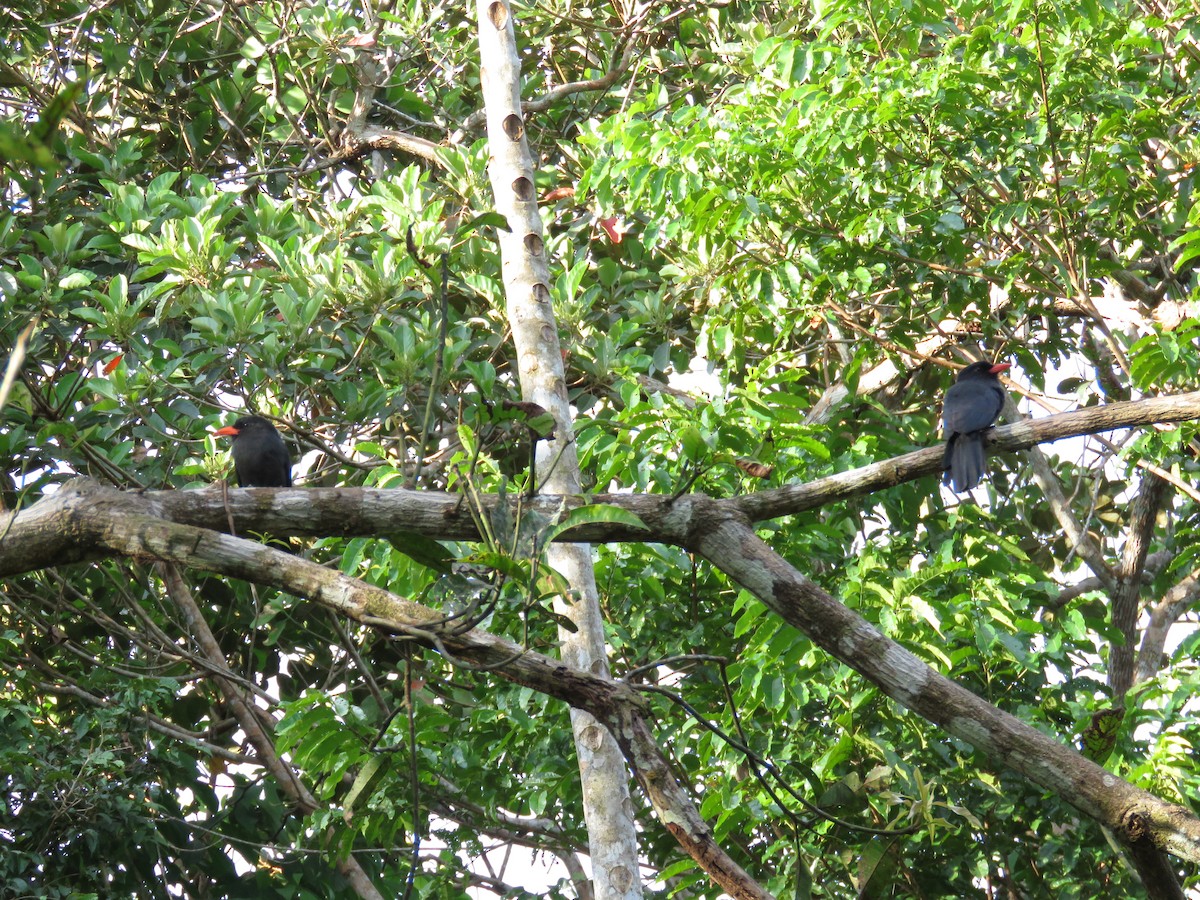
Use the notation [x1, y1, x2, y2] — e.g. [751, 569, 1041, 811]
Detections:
[599, 216, 623, 244]
[734, 458, 774, 479]
[103, 354, 123, 375]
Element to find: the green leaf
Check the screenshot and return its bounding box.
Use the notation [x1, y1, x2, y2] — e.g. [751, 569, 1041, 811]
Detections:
[385, 533, 455, 573]
[540, 503, 649, 546]
[343, 754, 389, 820]
[679, 424, 708, 462]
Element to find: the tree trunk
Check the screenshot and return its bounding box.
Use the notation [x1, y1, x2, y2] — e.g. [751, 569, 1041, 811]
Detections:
[475, 3, 643, 897]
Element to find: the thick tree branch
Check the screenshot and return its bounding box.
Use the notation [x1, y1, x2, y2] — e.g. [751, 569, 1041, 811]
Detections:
[5, 385, 1200, 877]
[28, 480, 771, 900]
[1110, 472, 1171, 698]
[682, 503, 1200, 865]
[2, 393, 1197, 577]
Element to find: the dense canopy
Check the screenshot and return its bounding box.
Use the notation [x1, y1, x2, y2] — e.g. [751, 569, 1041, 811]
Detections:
[2, 0, 1200, 897]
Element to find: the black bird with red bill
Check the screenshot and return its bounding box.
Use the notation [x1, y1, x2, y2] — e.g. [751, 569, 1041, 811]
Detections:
[213, 416, 292, 488]
[942, 361, 1010, 493]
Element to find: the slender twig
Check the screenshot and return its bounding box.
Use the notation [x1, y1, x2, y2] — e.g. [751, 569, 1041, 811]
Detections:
[413, 252, 450, 488]
[401, 649, 421, 900]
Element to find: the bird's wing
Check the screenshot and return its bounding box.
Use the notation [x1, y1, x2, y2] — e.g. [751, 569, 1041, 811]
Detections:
[942, 381, 1004, 434]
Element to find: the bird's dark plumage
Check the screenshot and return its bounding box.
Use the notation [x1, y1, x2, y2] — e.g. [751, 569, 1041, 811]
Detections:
[213, 416, 292, 487]
[941, 362, 1009, 492]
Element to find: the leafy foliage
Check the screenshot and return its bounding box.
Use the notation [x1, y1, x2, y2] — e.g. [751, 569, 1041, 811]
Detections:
[3, 0, 1200, 896]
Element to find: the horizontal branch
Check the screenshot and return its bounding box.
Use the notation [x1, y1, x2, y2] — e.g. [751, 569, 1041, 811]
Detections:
[82, 482, 645, 712]
[19, 480, 769, 900]
[0, 482, 669, 577]
[2, 392, 1195, 579]
[4, 391, 1200, 873]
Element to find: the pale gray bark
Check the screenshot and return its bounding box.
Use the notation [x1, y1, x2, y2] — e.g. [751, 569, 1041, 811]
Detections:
[18, 478, 1200, 875]
[474, 3, 642, 897]
[682, 505, 1200, 869]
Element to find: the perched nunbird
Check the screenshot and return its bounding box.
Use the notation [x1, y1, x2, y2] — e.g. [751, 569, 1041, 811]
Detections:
[213, 416, 292, 487]
[942, 361, 1010, 492]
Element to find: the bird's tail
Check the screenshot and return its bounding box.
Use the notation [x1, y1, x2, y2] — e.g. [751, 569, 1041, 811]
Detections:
[944, 432, 987, 493]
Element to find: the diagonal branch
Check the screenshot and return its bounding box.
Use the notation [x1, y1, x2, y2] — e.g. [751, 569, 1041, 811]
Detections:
[43, 480, 773, 900]
[1110, 472, 1171, 698]
[733, 390, 1200, 523]
[684, 503, 1200, 866]
[156, 562, 387, 900]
